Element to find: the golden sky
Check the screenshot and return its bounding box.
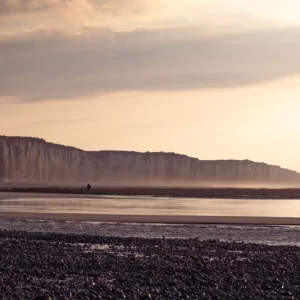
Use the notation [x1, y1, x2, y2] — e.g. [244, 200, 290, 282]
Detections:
[1, 0, 300, 171]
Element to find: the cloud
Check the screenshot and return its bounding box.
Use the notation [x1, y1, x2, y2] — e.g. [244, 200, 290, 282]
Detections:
[0, 0, 91, 14]
[0, 0, 164, 29]
[1, 26, 300, 101]
[0, 0, 98, 34]
[0, 0, 285, 36]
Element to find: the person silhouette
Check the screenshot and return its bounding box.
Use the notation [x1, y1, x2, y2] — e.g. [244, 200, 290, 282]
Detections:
[87, 183, 91, 193]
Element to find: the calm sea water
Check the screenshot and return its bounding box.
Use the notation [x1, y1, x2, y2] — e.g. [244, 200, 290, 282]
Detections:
[1, 196, 300, 217]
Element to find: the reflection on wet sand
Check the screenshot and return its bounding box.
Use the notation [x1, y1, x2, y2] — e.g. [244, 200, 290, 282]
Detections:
[0, 193, 300, 225]
[0, 196, 300, 217]
[1, 192, 300, 224]
[0, 196, 300, 218]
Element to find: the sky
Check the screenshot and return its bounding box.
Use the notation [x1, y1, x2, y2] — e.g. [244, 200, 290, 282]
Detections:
[1, 0, 300, 171]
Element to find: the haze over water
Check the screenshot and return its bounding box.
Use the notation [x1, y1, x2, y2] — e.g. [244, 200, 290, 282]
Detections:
[1, 196, 300, 218]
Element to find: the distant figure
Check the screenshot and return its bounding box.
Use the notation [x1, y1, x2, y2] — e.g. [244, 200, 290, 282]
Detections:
[87, 183, 91, 193]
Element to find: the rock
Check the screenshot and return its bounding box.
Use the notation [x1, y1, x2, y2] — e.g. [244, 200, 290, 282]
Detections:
[1, 135, 299, 184]
[0, 230, 300, 299]
[33, 295, 52, 300]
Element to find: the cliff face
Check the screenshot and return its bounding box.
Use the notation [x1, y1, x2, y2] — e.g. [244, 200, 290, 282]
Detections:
[0, 136, 299, 184]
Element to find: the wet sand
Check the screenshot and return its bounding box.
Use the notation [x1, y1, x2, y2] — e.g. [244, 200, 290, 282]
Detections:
[1, 192, 300, 225]
[1, 219, 300, 245]
[0, 192, 96, 200]
[1, 211, 300, 225]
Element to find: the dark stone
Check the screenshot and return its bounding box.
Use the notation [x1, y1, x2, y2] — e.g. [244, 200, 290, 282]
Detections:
[0, 230, 299, 299]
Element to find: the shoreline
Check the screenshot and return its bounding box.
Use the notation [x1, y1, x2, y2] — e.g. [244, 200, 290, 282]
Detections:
[1, 211, 300, 225]
[1, 218, 300, 245]
[2, 186, 300, 199]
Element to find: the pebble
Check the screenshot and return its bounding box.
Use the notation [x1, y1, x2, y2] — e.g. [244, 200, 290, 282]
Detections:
[0, 230, 299, 299]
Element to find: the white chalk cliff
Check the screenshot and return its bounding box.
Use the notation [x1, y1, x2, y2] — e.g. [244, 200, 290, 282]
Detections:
[0, 136, 299, 184]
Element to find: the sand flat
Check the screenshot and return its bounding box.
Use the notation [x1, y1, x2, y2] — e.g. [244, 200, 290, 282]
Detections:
[1, 192, 300, 225]
[0, 211, 300, 225]
[0, 192, 96, 200]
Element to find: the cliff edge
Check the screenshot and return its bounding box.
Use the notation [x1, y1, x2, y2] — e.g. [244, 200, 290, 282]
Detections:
[0, 135, 299, 185]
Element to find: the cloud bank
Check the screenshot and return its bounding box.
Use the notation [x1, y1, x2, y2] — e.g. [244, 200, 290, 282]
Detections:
[0, 0, 168, 33]
[1, 1, 300, 102]
[1, 26, 300, 101]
